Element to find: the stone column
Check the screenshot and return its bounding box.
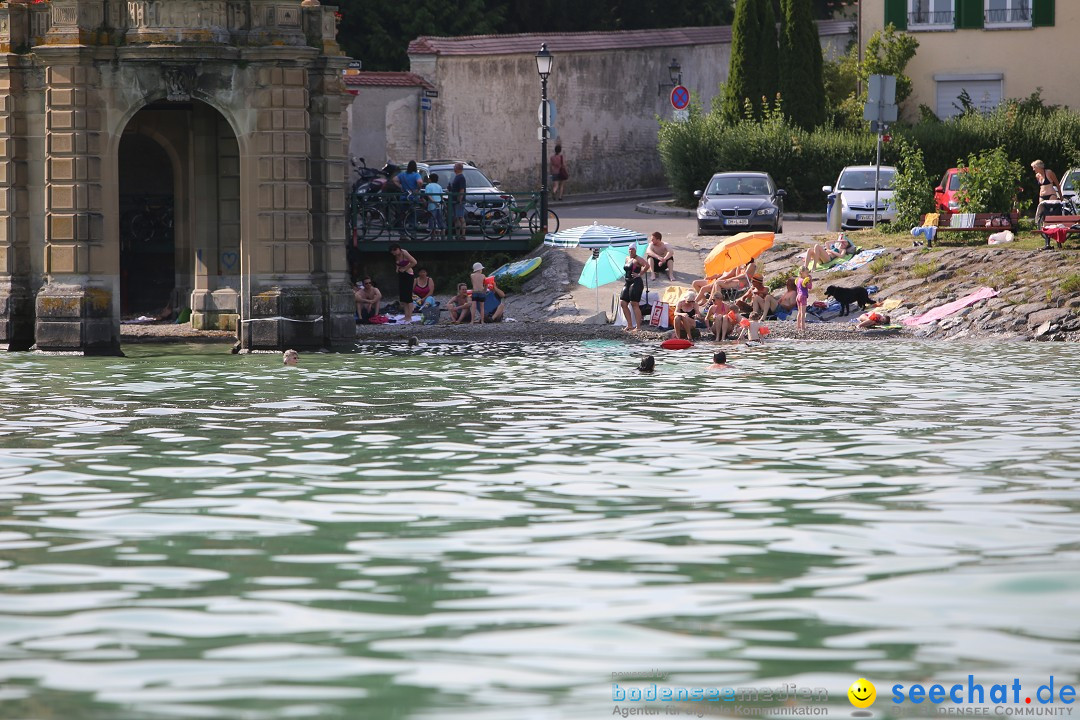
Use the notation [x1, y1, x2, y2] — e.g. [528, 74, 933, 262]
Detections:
[240, 64, 323, 351]
[34, 55, 118, 354]
[0, 54, 34, 351]
[306, 48, 354, 347]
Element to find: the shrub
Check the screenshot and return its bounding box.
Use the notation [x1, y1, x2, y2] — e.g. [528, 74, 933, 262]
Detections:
[767, 266, 797, 291]
[911, 261, 938, 279]
[1061, 274, 1080, 294]
[868, 255, 893, 274]
[892, 137, 935, 228]
[956, 146, 1024, 213]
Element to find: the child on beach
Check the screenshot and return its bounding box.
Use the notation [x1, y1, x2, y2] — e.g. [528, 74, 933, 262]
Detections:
[795, 267, 812, 331]
[469, 262, 487, 325]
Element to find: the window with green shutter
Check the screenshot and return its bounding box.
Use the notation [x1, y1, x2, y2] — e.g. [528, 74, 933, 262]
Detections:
[955, 0, 984, 28]
[884, 0, 908, 30]
[1032, 0, 1055, 26]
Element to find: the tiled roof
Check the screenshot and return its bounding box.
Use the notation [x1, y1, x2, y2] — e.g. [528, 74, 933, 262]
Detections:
[343, 72, 435, 89]
[407, 20, 853, 56]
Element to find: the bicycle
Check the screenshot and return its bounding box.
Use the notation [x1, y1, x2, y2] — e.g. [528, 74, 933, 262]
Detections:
[481, 193, 559, 240]
[349, 197, 388, 243]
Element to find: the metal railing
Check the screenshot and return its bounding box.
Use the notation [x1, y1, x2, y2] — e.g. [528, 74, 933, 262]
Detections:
[346, 191, 556, 244]
[908, 9, 955, 25]
[985, 3, 1031, 23]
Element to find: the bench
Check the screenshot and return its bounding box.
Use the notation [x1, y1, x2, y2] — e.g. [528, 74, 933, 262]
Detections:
[918, 211, 1018, 247]
[1040, 215, 1080, 248]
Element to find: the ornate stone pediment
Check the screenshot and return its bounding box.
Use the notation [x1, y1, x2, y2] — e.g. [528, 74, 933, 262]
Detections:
[163, 65, 196, 101]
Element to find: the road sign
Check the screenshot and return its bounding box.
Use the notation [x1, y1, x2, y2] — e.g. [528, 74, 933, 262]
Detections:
[670, 85, 690, 110]
[423, 89, 439, 98]
[673, 109, 689, 122]
[420, 97, 431, 111]
[347, 60, 361, 69]
[538, 126, 558, 141]
[864, 74, 898, 122]
[537, 100, 556, 127]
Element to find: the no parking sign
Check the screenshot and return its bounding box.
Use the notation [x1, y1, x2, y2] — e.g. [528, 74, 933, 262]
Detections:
[670, 85, 689, 111]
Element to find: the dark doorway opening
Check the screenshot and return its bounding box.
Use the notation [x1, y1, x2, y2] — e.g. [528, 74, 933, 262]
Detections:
[118, 133, 174, 318]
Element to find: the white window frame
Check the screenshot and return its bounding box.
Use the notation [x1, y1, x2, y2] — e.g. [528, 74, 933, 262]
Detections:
[908, 0, 955, 30]
[985, 0, 1032, 28]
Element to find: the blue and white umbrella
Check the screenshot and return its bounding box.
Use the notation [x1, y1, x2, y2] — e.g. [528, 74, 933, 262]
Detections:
[544, 222, 648, 249]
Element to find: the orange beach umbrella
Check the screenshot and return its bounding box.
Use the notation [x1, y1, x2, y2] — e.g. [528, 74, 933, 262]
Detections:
[703, 231, 774, 278]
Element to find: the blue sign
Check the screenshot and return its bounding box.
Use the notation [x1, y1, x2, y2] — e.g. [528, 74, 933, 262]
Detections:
[420, 97, 432, 111]
[671, 85, 689, 111]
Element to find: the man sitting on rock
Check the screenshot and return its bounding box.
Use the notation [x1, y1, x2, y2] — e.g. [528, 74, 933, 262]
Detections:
[645, 231, 675, 282]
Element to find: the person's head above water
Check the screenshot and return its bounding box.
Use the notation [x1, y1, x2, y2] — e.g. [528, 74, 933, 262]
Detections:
[407, 336, 419, 347]
[638, 355, 655, 373]
[283, 349, 299, 366]
[713, 351, 726, 365]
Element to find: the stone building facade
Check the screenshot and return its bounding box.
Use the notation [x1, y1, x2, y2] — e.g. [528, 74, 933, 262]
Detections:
[0, 0, 355, 354]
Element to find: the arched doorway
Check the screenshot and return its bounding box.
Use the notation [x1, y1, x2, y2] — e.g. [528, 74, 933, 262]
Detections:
[118, 132, 174, 318]
[116, 101, 241, 329]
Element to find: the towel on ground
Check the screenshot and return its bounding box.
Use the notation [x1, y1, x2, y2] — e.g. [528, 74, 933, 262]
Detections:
[902, 287, 998, 326]
[832, 248, 887, 272]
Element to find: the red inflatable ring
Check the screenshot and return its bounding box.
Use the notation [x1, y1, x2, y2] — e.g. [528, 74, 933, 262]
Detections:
[661, 338, 694, 350]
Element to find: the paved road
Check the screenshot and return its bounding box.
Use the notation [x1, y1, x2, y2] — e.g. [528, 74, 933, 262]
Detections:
[545, 200, 828, 320]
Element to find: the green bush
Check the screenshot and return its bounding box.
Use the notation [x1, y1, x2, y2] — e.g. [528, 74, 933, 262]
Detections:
[911, 261, 938, 279]
[956, 146, 1024, 213]
[892, 137, 934, 228]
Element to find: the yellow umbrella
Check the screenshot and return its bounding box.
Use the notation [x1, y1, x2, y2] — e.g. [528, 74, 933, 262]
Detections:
[703, 231, 774, 278]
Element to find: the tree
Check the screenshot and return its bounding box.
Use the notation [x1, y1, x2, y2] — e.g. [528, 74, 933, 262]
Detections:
[861, 23, 919, 106]
[778, 0, 826, 129]
[723, 0, 778, 122]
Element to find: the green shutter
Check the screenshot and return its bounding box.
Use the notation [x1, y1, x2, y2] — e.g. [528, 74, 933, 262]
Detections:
[956, 0, 984, 28]
[884, 0, 908, 30]
[1032, 0, 1055, 27]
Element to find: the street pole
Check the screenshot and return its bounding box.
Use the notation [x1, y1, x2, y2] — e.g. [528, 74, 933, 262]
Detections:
[873, 129, 882, 229]
[540, 73, 549, 236]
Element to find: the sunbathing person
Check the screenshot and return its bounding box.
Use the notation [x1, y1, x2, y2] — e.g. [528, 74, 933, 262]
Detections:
[857, 311, 890, 329]
[804, 234, 854, 268]
[672, 292, 700, 340]
[777, 278, 798, 314]
[694, 261, 757, 304]
[736, 276, 771, 316]
[705, 297, 737, 341]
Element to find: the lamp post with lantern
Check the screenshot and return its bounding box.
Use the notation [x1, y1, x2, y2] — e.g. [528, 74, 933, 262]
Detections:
[536, 43, 553, 235]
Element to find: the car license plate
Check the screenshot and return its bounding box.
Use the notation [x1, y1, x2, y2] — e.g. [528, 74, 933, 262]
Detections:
[726, 218, 749, 226]
[856, 213, 875, 221]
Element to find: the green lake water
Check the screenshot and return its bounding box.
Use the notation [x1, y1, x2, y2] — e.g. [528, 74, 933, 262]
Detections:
[1, 340, 1079, 720]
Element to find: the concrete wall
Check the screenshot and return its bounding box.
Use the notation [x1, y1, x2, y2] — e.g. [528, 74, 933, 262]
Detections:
[406, 32, 851, 195]
[347, 86, 422, 169]
[861, 0, 1080, 119]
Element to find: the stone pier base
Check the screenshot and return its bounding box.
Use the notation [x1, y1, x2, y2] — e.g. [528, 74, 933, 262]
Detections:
[0, 281, 34, 351]
[34, 284, 121, 355]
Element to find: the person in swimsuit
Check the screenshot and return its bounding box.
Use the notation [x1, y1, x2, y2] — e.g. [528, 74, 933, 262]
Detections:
[645, 231, 675, 282]
[283, 349, 299, 366]
[857, 311, 890, 329]
[803, 234, 854, 268]
[638, 354, 655, 373]
[447, 283, 472, 324]
[795, 266, 812, 331]
[707, 351, 731, 370]
[705, 296, 737, 341]
[673, 291, 699, 340]
[1032, 160, 1062, 229]
[389, 242, 417, 323]
[469, 262, 487, 324]
[355, 277, 381, 323]
[413, 268, 434, 307]
[619, 245, 648, 331]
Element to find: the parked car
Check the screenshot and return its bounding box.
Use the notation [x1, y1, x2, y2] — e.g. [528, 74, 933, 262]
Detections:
[694, 172, 785, 236]
[934, 167, 962, 212]
[1060, 167, 1079, 204]
[418, 160, 511, 226]
[823, 165, 896, 229]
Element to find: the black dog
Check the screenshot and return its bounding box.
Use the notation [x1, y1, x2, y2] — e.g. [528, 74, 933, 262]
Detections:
[824, 285, 872, 316]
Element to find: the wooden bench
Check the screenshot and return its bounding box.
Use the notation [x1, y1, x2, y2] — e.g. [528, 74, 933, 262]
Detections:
[919, 211, 1018, 247]
[1040, 215, 1080, 248]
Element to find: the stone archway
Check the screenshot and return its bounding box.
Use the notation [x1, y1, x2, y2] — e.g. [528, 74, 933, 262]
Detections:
[0, 0, 356, 354]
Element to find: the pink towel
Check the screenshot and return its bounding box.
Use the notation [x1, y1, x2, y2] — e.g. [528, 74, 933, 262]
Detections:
[902, 287, 999, 326]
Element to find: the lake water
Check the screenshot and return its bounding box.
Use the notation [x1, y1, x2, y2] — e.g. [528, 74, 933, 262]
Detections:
[1, 340, 1079, 720]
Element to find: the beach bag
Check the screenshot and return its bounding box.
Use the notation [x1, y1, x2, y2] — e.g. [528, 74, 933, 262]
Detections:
[650, 303, 671, 329]
[421, 304, 440, 325]
[370, 314, 390, 324]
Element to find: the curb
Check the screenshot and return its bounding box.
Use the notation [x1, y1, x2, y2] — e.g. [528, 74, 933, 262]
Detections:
[555, 187, 671, 208]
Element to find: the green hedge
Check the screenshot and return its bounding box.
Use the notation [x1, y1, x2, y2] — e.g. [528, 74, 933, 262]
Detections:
[659, 103, 1080, 214]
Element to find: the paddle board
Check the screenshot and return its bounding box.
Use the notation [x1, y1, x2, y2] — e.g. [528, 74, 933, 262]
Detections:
[661, 338, 694, 350]
[491, 257, 542, 281]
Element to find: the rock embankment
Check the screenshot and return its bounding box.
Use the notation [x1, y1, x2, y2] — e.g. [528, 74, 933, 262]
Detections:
[755, 243, 1080, 341]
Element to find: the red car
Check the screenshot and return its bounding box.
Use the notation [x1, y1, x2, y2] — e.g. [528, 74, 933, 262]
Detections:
[934, 168, 962, 212]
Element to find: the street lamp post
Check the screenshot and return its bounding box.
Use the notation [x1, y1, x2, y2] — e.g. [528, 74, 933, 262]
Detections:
[536, 43, 553, 235]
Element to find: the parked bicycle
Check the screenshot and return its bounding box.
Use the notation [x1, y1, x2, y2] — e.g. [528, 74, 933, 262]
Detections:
[481, 193, 559, 240]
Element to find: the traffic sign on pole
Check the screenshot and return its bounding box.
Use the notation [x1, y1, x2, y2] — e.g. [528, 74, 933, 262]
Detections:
[420, 97, 431, 111]
[670, 85, 690, 111]
[538, 126, 558, 141]
[673, 109, 689, 122]
[538, 100, 556, 127]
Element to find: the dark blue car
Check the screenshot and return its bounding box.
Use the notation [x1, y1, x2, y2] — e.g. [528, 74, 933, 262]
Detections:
[694, 172, 785, 236]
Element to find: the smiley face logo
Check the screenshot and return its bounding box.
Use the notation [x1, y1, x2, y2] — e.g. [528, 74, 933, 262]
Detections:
[848, 678, 876, 708]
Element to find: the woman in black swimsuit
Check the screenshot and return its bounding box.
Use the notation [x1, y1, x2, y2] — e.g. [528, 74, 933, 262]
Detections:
[1032, 159, 1062, 228]
[673, 291, 699, 340]
[619, 245, 648, 331]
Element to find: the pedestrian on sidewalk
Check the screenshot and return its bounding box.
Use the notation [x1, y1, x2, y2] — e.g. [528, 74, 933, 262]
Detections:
[550, 144, 568, 201]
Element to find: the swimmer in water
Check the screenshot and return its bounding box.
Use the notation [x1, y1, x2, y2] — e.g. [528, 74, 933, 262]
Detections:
[708, 351, 731, 370]
[283, 349, 299, 366]
[638, 355, 655, 373]
[407, 336, 419, 347]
